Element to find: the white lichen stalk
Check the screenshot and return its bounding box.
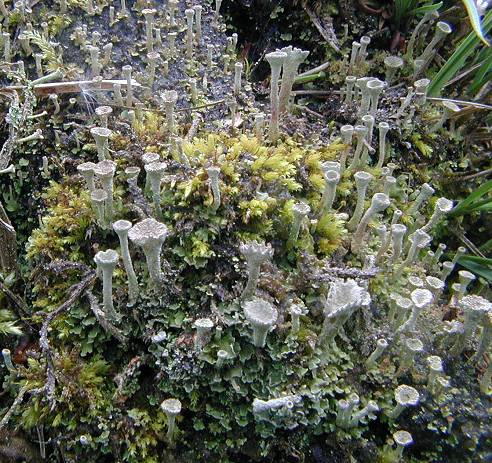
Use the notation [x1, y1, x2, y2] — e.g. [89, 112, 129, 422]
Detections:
[94, 160, 117, 227]
[128, 218, 169, 289]
[265, 51, 287, 143]
[144, 161, 167, 219]
[388, 385, 419, 419]
[239, 241, 273, 300]
[94, 249, 120, 322]
[347, 171, 373, 232]
[160, 398, 181, 444]
[243, 298, 278, 348]
[365, 338, 388, 370]
[319, 279, 370, 349]
[253, 395, 300, 414]
[450, 295, 491, 357]
[113, 220, 139, 306]
[351, 193, 390, 254]
[278, 46, 309, 113]
[206, 166, 221, 212]
[397, 288, 433, 334]
[288, 202, 310, 246]
[317, 166, 340, 217]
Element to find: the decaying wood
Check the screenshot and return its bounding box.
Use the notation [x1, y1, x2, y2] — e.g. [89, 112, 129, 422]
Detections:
[0, 201, 18, 274]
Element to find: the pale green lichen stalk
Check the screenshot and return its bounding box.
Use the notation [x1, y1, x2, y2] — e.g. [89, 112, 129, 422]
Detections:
[206, 166, 221, 212]
[77, 162, 96, 192]
[90, 127, 112, 161]
[160, 398, 182, 444]
[144, 161, 166, 219]
[113, 220, 139, 306]
[288, 202, 310, 247]
[393, 430, 413, 461]
[348, 400, 379, 427]
[2, 348, 15, 372]
[94, 160, 116, 227]
[317, 165, 340, 217]
[288, 303, 305, 335]
[347, 171, 373, 232]
[94, 249, 120, 323]
[265, 51, 287, 142]
[319, 279, 370, 349]
[365, 338, 388, 370]
[397, 288, 433, 334]
[243, 297, 278, 348]
[194, 318, 214, 351]
[450, 295, 492, 356]
[351, 193, 390, 254]
[388, 385, 420, 419]
[278, 46, 309, 113]
[239, 241, 273, 300]
[396, 338, 423, 376]
[252, 395, 300, 414]
[128, 218, 168, 289]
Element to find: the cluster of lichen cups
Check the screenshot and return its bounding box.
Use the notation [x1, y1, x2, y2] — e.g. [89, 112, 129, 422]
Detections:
[0, 0, 490, 460]
[68, 38, 489, 459]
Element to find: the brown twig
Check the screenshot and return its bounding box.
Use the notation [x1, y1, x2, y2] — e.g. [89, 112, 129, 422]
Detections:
[302, 3, 340, 53]
[5, 79, 142, 96]
[293, 104, 324, 120]
[442, 168, 492, 183]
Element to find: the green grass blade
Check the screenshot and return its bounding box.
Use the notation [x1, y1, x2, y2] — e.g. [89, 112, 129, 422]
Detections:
[458, 256, 492, 281]
[428, 9, 492, 96]
[479, 238, 492, 252]
[462, 0, 490, 46]
[469, 49, 492, 94]
[448, 178, 492, 217]
[413, 2, 442, 15]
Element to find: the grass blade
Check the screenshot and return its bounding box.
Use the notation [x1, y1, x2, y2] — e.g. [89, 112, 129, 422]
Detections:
[428, 9, 492, 96]
[459, 255, 492, 281]
[448, 178, 492, 217]
[462, 0, 490, 46]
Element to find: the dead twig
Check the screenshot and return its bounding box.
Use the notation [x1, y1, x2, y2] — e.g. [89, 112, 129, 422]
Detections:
[428, 97, 492, 111]
[0, 383, 30, 430]
[86, 289, 127, 344]
[302, 3, 340, 53]
[5, 79, 142, 96]
[444, 168, 492, 182]
[293, 103, 325, 120]
[32, 271, 96, 409]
